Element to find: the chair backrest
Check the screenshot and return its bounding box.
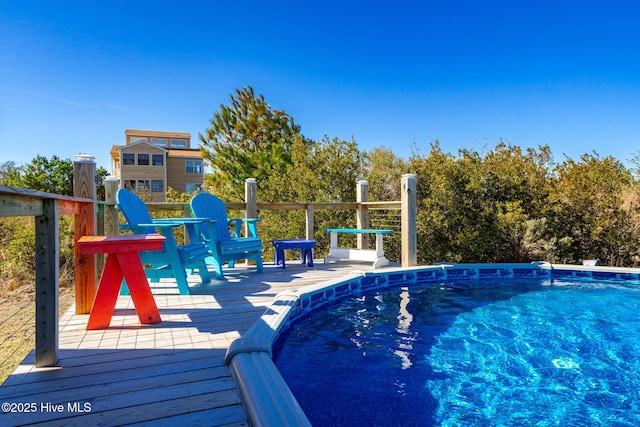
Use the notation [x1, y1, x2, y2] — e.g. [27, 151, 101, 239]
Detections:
[190, 193, 231, 240]
[116, 188, 155, 234]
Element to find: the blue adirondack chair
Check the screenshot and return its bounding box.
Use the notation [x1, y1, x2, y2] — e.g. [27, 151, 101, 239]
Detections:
[190, 192, 263, 280]
[116, 188, 212, 294]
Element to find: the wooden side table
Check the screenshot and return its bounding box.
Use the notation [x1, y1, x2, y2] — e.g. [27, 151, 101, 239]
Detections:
[77, 234, 166, 330]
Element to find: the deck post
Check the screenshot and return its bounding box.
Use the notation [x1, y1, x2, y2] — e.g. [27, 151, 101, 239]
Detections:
[245, 178, 258, 265]
[104, 176, 119, 236]
[245, 178, 257, 231]
[305, 204, 314, 241]
[401, 174, 417, 267]
[34, 198, 59, 367]
[73, 155, 97, 314]
[356, 180, 369, 249]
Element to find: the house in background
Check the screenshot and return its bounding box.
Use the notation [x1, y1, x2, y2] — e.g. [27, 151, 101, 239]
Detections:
[110, 129, 204, 202]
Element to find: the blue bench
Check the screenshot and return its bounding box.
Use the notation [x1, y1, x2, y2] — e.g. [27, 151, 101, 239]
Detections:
[272, 239, 316, 269]
[323, 228, 393, 268]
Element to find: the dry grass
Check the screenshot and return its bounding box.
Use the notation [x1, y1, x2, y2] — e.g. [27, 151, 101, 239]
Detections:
[0, 279, 75, 385]
[0, 216, 79, 384]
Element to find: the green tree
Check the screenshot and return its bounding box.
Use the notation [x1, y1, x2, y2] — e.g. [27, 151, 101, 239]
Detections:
[310, 136, 364, 203]
[620, 179, 640, 266]
[474, 143, 555, 262]
[1, 155, 108, 293]
[549, 153, 634, 265]
[20, 155, 74, 195]
[257, 136, 366, 259]
[362, 147, 409, 261]
[364, 147, 409, 201]
[410, 142, 557, 264]
[1, 156, 108, 198]
[0, 161, 23, 186]
[410, 142, 464, 263]
[199, 86, 304, 200]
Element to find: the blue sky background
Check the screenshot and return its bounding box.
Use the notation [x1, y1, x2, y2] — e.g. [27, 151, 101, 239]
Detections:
[1, 1, 639, 171]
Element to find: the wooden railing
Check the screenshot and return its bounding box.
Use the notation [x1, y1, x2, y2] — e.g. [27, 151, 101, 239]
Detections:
[1, 155, 416, 368]
[0, 158, 97, 367]
[103, 175, 417, 266]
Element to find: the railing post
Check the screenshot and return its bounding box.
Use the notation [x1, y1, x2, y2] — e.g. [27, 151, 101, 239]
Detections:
[35, 199, 59, 367]
[73, 155, 97, 314]
[305, 204, 314, 241]
[245, 178, 258, 225]
[104, 176, 119, 236]
[401, 174, 417, 267]
[245, 178, 258, 265]
[356, 180, 369, 249]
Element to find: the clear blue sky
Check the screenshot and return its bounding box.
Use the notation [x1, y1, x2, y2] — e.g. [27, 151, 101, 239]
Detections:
[1, 1, 639, 171]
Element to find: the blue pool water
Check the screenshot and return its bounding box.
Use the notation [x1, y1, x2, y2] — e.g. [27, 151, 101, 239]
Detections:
[272, 278, 640, 426]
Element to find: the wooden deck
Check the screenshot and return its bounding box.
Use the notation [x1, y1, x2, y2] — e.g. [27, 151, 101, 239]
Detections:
[0, 261, 377, 426]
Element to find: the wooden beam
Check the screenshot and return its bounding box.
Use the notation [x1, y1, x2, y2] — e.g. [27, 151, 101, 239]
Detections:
[256, 202, 359, 211]
[35, 199, 59, 367]
[73, 158, 97, 314]
[245, 178, 257, 235]
[0, 194, 44, 216]
[1, 186, 92, 217]
[58, 199, 83, 215]
[401, 174, 417, 267]
[305, 204, 314, 241]
[356, 180, 369, 250]
[104, 177, 119, 236]
[361, 201, 402, 209]
[146, 202, 192, 212]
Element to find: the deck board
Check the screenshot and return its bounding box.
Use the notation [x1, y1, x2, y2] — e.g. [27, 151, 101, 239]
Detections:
[0, 261, 378, 426]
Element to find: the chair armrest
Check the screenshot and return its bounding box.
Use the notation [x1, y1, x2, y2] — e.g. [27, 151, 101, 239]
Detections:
[227, 218, 261, 238]
[228, 217, 261, 223]
[151, 218, 217, 242]
[121, 223, 179, 230]
[153, 217, 216, 224]
[120, 223, 182, 242]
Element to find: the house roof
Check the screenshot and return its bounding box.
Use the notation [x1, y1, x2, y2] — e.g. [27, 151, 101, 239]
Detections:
[125, 129, 191, 139]
[110, 144, 203, 160]
[118, 141, 168, 152]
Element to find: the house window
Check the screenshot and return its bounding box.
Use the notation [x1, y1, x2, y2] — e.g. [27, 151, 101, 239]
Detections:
[171, 139, 187, 148]
[137, 180, 150, 191]
[151, 180, 164, 192]
[138, 153, 149, 165]
[151, 138, 168, 146]
[123, 153, 135, 165]
[152, 154, 164, 166]
[185, 183, 202, 194]
[125, 180, 136, 190]
[186, 160, 202, 174]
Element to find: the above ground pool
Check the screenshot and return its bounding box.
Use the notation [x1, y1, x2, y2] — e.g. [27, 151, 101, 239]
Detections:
[272, 275, 640, 426]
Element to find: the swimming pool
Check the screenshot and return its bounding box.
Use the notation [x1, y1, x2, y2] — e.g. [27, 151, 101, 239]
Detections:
[272, 273, 640, 426]
[225, 262, 640, 427]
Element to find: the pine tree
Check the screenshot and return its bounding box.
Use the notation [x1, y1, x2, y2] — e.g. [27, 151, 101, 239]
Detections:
[199, 86, 303, 200]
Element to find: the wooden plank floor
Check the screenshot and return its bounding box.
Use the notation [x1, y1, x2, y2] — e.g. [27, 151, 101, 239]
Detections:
[0, 260, 377, 426]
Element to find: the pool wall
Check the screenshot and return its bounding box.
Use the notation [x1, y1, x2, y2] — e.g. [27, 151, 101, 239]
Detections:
[223, 262, 640, 427]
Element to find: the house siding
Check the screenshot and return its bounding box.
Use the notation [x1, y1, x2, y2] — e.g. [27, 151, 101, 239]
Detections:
[166, 154, 204, 194]
[111, 130, 204, 202]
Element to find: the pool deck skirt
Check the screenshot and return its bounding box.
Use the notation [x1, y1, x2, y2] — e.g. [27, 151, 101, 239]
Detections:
[0, 260, 378, 426]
